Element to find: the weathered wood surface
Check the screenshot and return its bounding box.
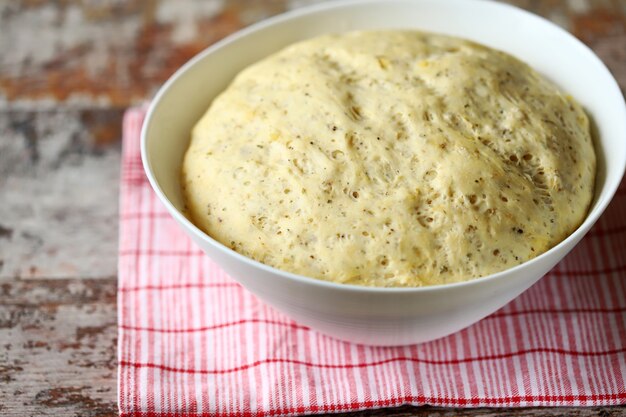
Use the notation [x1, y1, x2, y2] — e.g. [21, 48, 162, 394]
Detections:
[0, 0, 624, 416]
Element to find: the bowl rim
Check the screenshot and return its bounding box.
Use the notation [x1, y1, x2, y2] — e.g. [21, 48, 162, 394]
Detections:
[141, 0, 626, 294]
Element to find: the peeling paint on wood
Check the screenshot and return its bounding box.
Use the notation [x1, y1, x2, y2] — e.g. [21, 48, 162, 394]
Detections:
[0, 0, 624, 415]
[0, 278, 117, 416]
[0, 0, 287, 108]
[0, 110, 122, 280]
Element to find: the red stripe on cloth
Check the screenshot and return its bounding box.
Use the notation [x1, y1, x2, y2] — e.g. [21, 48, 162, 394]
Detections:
[119, 307, 626, 334]
[120, 392, 626, 416]
[118, 282, 241, 292]
[118, 106, 626, 415]
[119, 318, 310, 333]
[120, 346, 626, 374]
[119, 250, 204, 256]
[121, 212, 171, 220]
[548, 265, 626, 276]
[490, 307, 626, 317]
[587, 225, 626, 237]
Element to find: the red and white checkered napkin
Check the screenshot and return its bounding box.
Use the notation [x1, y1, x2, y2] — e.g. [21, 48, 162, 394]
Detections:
[118, 106, 626, 416]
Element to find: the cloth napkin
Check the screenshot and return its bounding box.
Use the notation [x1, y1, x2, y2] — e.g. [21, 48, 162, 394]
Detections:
[118, 106, 626, 416]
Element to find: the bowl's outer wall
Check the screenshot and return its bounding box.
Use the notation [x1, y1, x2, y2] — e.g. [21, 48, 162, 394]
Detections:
[185, 222, 583, 345]
[143, 0, 626, 345]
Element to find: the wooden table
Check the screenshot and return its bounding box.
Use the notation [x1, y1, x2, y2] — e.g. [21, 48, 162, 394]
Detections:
[1, 0, 624, 415]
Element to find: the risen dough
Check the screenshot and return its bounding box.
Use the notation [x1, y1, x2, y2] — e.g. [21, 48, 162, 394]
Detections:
[182, 31, 595, 287]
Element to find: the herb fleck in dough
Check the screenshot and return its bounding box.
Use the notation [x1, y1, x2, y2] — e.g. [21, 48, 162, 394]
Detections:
[182, 31, 596, 287]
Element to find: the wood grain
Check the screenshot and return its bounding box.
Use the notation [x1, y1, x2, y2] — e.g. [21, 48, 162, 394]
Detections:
[0, 110, 121, 280]
[0, 278, 117, 416]
[0, 0, 624, 415]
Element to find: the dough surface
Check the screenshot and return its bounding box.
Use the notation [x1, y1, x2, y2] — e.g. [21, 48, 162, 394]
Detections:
[182, 31, 595, 287]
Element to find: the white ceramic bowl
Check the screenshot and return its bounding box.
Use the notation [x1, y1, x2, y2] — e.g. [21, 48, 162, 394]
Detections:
[142, 0, 626, 346]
